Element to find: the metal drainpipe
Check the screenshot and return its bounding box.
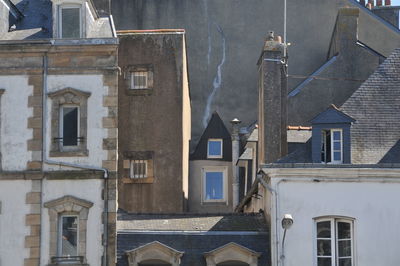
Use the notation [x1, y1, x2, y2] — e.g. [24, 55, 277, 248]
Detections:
[41, 52, 110, 266]
[230, 118, 241, 210]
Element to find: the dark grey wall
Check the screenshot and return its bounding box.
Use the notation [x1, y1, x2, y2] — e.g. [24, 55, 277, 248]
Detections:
[94, 0, 399, 147]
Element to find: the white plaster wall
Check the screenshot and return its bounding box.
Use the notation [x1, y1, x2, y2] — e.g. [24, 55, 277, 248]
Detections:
[0, 76, 33, 171]
[45, 75, 108, 170]
[270, 178, 400, 266]
[0, 180, 32, 266]
[40, 179, 104, 266]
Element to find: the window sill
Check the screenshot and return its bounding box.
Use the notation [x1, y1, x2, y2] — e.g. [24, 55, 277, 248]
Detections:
[48, 256, 88, 266]
[50, 149, 89, 157]
[125, 88, 153, 96]
[122, 176, 154, 184]
[202, 200, 227, 205]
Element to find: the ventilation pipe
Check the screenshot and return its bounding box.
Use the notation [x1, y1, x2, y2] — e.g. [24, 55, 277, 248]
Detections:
[230, 118, 241, 210]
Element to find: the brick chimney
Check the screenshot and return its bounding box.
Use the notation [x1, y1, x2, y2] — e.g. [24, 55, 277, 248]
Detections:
[360, 0, 366, 5]
[385, 0, 391, 5]
[377, 0, 383, 6]
[257, 31, 287, 164]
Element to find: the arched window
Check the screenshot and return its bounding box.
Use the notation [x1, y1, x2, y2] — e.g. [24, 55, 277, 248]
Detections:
[126, 241, 183, 266]
[315, 216, 355, 266]
[204, 242, 260, 266]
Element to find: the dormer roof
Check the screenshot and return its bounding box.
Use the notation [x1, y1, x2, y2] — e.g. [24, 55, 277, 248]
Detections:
[311, 104, 355, 124]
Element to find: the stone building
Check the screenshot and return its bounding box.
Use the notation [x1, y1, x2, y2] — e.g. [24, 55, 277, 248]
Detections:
[0, 0, 118, 265]
[117, 29, 191, 213]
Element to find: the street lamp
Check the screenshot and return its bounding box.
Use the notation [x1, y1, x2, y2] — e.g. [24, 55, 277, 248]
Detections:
[281, 214, 293, 266]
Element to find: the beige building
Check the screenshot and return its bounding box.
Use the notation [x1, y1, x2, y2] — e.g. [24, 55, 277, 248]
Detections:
[0, 0, 118, 265]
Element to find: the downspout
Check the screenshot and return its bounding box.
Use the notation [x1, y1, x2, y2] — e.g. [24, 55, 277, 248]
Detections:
[41, 53, 110, 266]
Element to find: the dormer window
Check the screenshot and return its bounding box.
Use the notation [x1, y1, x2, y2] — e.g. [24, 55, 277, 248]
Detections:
[207, 138, 223, 158]
[321, 129, 342, 164]
[311, 105, 355, 164]
[59, 5, 82, 38]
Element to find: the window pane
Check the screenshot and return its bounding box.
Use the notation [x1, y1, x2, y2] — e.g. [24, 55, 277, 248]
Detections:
[317, 221, 331, 238]
[317, 258, 332, 266]
[131, 71, 148, 89]
[63, 107, 78, 146]
[338, 240, 352, 257]
[317, 240, 331, 256]
[339, 258, 352, 266]
[338, 222, 351, 239]
[205, 171, 223, 200]
[333, 141, 341, 151]
[333, 131, 341, 141]
[61, 8, 80, 38]
[333, 151, 341, 161]
[208, 140, 222, 156]
[61, 216, 78, 256]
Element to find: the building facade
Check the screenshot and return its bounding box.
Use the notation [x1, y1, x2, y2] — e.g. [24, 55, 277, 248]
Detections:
[0, 0, 118, 265]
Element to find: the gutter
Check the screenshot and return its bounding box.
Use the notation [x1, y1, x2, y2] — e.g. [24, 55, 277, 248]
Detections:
[41, 54, 110, 266]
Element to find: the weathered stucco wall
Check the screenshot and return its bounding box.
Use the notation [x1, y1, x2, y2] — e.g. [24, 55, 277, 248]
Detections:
[118, 33, 188, 213]
[95, 0, 400, 145]
[0, 75, 33, 170]
[41, 179, 104, 266]
[267, 171, 400, 266]
[0, 180, 31, 266]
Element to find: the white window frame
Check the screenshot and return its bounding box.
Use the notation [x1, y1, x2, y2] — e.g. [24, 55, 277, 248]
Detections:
[314, 217, 355, 266]
[321, 129, 343, 164]
[58, 214, 79, 257]
[59, 105, 80, 151]
[58, 4, 82, 38]
[202, 166, 228, 203]
[207, 138, 223, 159]
[130, 159, 148, 179]
[130, 71, 149, 89]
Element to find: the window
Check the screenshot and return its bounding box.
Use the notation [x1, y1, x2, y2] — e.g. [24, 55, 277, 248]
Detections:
[48, 88, 90, 157]
[202, 167, 227, 202]
[59, 5, 81, 38]
[207, 139, 223, 158]
[131, 71, 149, 89]
[59, 215, 78, 257]
[316, 218, 354, 266]
[44, 196, 93, 265]
[321, 129, 342, 164]
[130, 160, 148, 178]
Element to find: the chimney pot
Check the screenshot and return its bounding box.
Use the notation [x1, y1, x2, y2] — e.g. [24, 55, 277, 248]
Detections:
[368, 0, 374, 6]
[385, 0, 391, 5]
[367, 3, 373, 9]
[360, 0, 366, 5]
[377, 0, 382, 6]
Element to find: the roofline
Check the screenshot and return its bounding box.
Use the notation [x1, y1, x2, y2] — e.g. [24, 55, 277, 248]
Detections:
[117, 230, 268, 235]
[260, 163, 400, 169]
[117, 29, 186, 35]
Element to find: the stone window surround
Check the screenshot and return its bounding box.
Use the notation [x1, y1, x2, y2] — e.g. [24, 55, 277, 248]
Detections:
[124, 64, 154, 95]
[44, 195, 93, 266]
[126, 241, 184, 266]
[204, 242, 261, 266]
[52, 0, 87, 39]
[122, 151, 154, 184]
[48, 88, 90, 157]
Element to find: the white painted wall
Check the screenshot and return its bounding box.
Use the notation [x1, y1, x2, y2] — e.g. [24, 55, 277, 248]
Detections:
[267, 173, 400, 266]
[40, 179, 104, 266]
[45, 74, 108, 170]
[0, 180, 31, 266]
[0, 76, 33, 171]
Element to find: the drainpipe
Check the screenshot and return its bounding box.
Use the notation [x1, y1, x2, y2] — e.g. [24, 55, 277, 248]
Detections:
[230, 118, 241, 210]
[41, 53, 110, 266]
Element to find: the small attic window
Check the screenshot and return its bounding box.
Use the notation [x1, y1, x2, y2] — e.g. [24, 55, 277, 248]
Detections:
[207, 139, 223, 158]
[321, 129, 342, 164]
[59, 5, 81, 38]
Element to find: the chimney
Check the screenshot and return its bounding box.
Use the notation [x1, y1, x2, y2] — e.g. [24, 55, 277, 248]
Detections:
[257, 31, 287, 164]
[230, 118, 241, 210]
[377, 0, 382, 6]
[359, 0, 366, 5]
[385, 0, 391, 5]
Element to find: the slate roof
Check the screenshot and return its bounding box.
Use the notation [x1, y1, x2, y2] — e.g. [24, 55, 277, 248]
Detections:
[118, 212, 268, 232]
[278, 48, 400, 164]
[340, 47, 400, 164]
[190, 112, 232, 161]
[117, 212, 269, 266]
